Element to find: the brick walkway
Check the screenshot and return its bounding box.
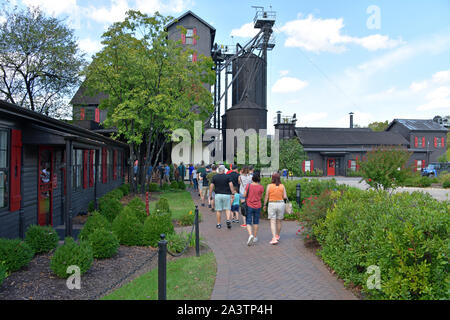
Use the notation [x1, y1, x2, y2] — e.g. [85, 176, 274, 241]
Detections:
[189, 190, 356, 300]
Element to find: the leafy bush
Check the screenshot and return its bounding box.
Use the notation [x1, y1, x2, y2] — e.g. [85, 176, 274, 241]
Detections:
[25, 225, 59, 254]
[87, 229, 119, 259]
[122, 204, 147, 225]
[161, 183, 170, 191]
[148, 183, 159, 192]
[0, 263, 6, 286]
[177, 181, 186, 190]
[170, 182, 179, 190]
[119, 184, 130, 196]
[87, 200, 95, 213]
[50, 237, 93, 278]
[106, 189, 124, 201]
[0, 238, 34, 272]
[178, 210, 202, 226]
[143, 212, 175, 247]
[112, 211, 145, 246]
[155, 197, 170, 213]
[418, 176, 432, 187]
[126, 197, 147, 220]
[166, 232, 188, 253]
[317, 189, 449, 300]
[98, 197, 123, 222]
[358, 146, 412, 190]
[443, 180, 450, 188]
[79, 211, 111, 241]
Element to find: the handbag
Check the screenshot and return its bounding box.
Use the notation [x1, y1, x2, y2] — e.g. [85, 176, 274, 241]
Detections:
[285, 200, 293, 214]
[240, 183, 251, 217]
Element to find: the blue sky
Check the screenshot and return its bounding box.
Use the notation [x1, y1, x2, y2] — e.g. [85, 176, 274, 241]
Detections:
[3, 0, 450, 131]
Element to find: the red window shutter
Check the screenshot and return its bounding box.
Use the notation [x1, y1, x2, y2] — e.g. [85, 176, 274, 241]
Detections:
[113, 150, 117, 180]
[102, 148, 107, 183]
[414, 160, 418, 172]
[89, 150, 94, 187]
[310, 160, 314, 171]
[414, 136, 418, 148]
[181, 32, 186, 44]
[356, 157, 360, 171]
[83, 150, 88, 189]
[95, 108, 100, 123]
[192, 52, 197, 62]
[441, 137, 445, 148]
[422, 137, 425, 147]
[10, 129, 22, 212]
[80, 108, 85, 120]
[348, 160, 351, 168]
[302, 160, 305, 173]
[434, 137, 438, 148]
[193, 28, 197, 45]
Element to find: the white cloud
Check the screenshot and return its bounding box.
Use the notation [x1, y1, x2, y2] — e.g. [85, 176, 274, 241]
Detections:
[78, 38, 103, 57]
[410, 81, 428, 92]
[279, 70, 289, 77]
[22, 0, 78, 16]
[280, 14, 403, 53]
[86, 0, 130, 24]
[272, 77, 308, 93]
[136, 0, 193, 15]
[230, 22, 259, 38]
[432, 70, 450, 83]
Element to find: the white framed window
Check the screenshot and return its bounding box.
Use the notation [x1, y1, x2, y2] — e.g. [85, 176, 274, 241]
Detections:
[186, 28, 194, 45]
[417, 160, 424, 171]
[350, 160, 357, 172]
[304, 160, 311, 172]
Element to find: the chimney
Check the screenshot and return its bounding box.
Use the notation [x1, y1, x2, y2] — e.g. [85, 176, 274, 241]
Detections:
[349, 112, 354, 128]
[277, 111, 281, 124]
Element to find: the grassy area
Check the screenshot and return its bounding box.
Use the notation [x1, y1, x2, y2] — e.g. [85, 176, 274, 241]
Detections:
[149, 190, 196, 221]
[102, 252, 216, 300]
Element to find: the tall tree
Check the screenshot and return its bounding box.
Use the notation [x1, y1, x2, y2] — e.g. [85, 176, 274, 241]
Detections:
[0, 6, 85, 117]
[368, 120, 389, 132]
[83, 10, 215, 193]
[279, 138, 307, 176]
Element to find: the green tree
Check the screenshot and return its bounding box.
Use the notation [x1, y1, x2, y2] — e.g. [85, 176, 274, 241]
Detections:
[0, 6, 85, 117]
[368, 120, 389, 132]
[358, 146, 412, 190]
[279, 138, 307, 176]
[83, 10, 214, 193]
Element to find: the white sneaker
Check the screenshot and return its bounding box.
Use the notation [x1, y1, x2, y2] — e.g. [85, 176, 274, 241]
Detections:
[247, 235, 254, 246]
[253, 237, 258, 243]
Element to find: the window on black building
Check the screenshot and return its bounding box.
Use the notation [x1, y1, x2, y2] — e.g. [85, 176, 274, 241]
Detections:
[0, 130, 8, 208]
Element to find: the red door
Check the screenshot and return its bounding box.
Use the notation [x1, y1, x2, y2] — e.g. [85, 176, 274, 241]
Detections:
[327, 158, 336, 176]
[38, 147, 54, 226]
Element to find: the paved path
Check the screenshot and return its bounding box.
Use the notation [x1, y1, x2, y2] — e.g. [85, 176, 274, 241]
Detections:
[189, 190, 356, 300]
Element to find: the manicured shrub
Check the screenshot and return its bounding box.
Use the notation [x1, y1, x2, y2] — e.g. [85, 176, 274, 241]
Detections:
[78, 211, 111, 241]
[317, 189, 449, 300]
[155, 197, 170, 213]
[148, 183, 159, 192]
[143, 212, 175, 247]
[98, 197, 123, 222]
[0, 238, 34, 272]
[418, 176, 432, 187]
[112, 211, 145, 246]
[25, 225, 59, 254]
[443, 179, 450, 188]
[166, 232, 188, 254]
[177, 180, 186, 190]
[87, 200, 95, 213]
[106, 189, 124, 201]
[50, 237, 93, 279]
[87, 229, 119, 259]
[161, 183, 170, 191]
[125, 197, 147, 223]
[119, 184, 130, 196]
[170, 182, 179, 190]
[0, 263, 6, 286]
[122, 205, 147, 225]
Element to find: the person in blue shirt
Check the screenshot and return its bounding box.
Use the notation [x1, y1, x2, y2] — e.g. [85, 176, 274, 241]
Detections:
[164, 164, 170, 183]
[231, 192, 240, 224]
[147, 164, 153, 183]
[188, 164, 194, 187]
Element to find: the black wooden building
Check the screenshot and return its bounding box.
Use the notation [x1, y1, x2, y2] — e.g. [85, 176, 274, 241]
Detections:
[0, 100, 128, 239]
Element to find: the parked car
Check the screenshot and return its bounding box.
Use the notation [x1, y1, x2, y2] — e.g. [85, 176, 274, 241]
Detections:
[422, 162, 450, 177]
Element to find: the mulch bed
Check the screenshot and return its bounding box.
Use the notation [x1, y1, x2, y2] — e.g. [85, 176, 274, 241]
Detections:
[0, 244, 210, 300]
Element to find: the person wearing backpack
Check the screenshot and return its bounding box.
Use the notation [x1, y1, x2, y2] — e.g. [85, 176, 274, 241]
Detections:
[243, 172, 264, 246]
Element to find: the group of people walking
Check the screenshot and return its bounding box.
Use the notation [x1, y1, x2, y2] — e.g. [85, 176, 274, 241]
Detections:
[189, 163, 289, 246]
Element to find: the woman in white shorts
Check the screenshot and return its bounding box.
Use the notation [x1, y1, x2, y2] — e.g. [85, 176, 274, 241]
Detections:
[263, 172, 287, 245]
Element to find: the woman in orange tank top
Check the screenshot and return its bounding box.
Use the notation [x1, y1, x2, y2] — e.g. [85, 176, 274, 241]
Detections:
[263, 172, 287, 245]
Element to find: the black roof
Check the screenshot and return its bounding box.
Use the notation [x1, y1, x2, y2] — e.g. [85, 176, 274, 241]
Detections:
[165, 10, 216, 48]
[386, 119, 447, 132]
[70, 84, 108, 106]
[295, 128, 409, 146]
[0, 99, 126, 148]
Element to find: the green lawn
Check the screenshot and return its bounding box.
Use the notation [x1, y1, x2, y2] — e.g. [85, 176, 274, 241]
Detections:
[149, 190, 196, 221]
[102, 252, 216, 300]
